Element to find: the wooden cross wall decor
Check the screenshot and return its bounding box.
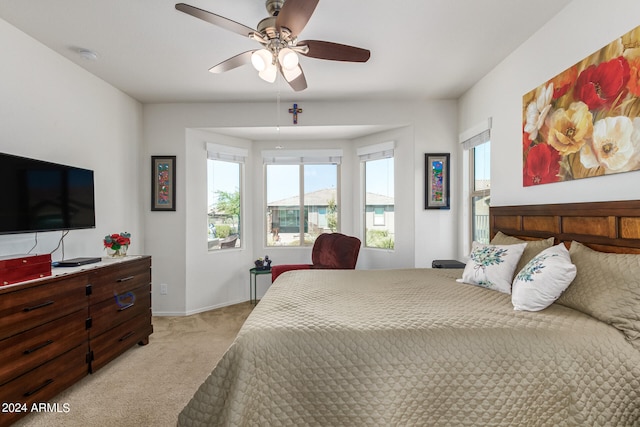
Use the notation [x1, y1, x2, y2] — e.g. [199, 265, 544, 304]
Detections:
[288, 103, 303, 124]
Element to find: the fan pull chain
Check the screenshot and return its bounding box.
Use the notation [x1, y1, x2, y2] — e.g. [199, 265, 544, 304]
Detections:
[276, 77, 282, 146]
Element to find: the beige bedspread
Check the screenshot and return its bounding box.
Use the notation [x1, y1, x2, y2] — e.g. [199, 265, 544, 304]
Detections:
[178, 268, 640, 426]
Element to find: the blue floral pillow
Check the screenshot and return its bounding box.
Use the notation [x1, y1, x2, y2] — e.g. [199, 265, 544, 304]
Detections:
[460, 241, 526, 294]
[511, 243, 576, 311]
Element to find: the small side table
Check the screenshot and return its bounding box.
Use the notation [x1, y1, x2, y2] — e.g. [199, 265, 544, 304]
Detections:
[249, 267, 272, 304]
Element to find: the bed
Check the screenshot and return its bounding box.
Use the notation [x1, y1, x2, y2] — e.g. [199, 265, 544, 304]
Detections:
[178, 201, 640, 426]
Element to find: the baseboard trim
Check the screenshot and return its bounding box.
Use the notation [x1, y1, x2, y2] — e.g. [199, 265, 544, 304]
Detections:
[152, 298, 248, 317]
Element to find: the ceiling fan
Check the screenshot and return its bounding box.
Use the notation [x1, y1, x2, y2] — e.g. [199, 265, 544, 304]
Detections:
[175, 0, 371, 91]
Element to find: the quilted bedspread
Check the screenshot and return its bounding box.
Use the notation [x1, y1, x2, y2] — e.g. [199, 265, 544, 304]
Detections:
[178, 268, 640, 426]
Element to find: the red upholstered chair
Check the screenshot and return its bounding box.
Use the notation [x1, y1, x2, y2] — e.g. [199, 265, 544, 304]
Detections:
[271, 233, 361, 282]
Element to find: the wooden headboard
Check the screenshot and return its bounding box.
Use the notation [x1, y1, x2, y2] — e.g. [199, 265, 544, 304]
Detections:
[490, 200, 640, 254]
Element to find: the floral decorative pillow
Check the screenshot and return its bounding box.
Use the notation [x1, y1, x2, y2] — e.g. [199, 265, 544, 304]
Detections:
[460, 242, 526, 294]
[490, 232, 555, 276]
[511, 243, 576, 311]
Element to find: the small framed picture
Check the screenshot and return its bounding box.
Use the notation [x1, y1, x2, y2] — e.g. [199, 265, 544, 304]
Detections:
[425, 153, 450, 210]
[151, 156, 176, 211]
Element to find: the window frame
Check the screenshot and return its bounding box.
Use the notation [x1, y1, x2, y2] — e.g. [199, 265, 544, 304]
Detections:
[206, 144, 246, 252]
[469, 141, 490, 244]
[264, 160, 341, 247]
[359, 144, 395, 250]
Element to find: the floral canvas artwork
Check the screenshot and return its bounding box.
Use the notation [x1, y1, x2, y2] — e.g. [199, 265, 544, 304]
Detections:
[431, 160, 444, 202]
[156, 163, 171, 204]
[151, 156, 176, 211]
[523, 25, 640, 186]
[424, 153, 450, 209]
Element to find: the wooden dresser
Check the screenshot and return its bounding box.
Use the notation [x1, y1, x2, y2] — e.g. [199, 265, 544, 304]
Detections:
[0, 256, 152, 426]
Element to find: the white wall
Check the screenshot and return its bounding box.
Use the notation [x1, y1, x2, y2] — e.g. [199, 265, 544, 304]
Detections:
[144, 99, 458, 315]
[0, 18, 143, 262]
[458, 0, 640, 211]
[185, 129, 253, 314]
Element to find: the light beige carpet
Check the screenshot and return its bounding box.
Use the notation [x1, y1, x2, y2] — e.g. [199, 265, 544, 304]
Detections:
[13, 302, 254, 427]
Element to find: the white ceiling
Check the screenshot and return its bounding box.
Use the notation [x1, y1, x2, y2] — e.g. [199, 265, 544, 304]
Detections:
[0, 0, 572, 105]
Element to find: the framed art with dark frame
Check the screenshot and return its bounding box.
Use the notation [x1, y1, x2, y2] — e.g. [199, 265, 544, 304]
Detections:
[425, 153, 450, 210]
[151, 155, 176, 211]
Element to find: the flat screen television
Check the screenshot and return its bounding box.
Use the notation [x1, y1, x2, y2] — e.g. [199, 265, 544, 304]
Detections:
[0, 152, 96, 234]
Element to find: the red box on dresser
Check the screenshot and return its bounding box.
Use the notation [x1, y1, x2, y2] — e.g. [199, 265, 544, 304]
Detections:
[0, 254, 52, 286]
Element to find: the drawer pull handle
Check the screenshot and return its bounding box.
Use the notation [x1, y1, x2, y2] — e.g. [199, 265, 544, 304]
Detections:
[119, 331, 135, 342]
[117, 275, 135, 282]
[24, 379, 54, 397]
[23, 300, 54, 312]
[118, 303, 135, 312]
[23, 340, 54, 355]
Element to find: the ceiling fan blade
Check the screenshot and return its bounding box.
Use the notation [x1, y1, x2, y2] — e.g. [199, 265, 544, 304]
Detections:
[276, 0, 319, 38]
[175, 3, 256, 37]
[281, 65, 308, 92]
[209, 51, 256, 74]
[298, 40, 371, 62]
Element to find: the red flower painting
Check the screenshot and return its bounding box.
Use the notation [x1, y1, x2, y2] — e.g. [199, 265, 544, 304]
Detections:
[522, 25, 640, 186]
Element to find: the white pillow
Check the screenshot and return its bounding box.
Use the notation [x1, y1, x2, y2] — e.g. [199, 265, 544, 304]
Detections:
[460, 241, 526, 294]
[511, 243, 576, 311]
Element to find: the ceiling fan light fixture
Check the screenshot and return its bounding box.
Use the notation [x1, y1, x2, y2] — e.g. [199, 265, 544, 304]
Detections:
[282, 64, 302, 81]
[251, 49, 272, 72]
[176, 0, 370, 91]
[258, 62, 278, 83]
[278, 48, 299, 70]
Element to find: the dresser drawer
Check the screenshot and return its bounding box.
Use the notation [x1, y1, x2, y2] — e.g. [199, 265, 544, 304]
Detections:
[0, 344, 87, 426]
[0, 275, 89, 341]
[90, 284, 151, 337]
[0, 310, 87, 386]
[90, 312, 153, 372]
[89, 258, 151, 303]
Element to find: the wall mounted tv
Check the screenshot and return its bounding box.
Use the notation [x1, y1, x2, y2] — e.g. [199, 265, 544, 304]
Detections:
[0, 152, 96, 234]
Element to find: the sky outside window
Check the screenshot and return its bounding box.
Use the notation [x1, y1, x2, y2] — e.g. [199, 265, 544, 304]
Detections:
[208, 159, 240, 207]
[366, 157, 394, 199]
[474, 141, 491, 190]
[267, 164, 337, 202]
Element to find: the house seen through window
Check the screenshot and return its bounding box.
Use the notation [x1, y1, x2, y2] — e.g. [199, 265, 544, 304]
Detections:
[265, 155, 340, 246]
[362, 150, 395, 249]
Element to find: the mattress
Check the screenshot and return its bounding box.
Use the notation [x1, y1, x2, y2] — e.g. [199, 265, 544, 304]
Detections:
[178, 268, 640, 426]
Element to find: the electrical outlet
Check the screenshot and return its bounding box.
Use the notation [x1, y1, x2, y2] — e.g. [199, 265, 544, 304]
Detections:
[160, 283, 168, 295]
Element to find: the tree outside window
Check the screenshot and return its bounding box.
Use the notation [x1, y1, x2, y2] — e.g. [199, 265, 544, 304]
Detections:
[208, 159, 241, 250]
